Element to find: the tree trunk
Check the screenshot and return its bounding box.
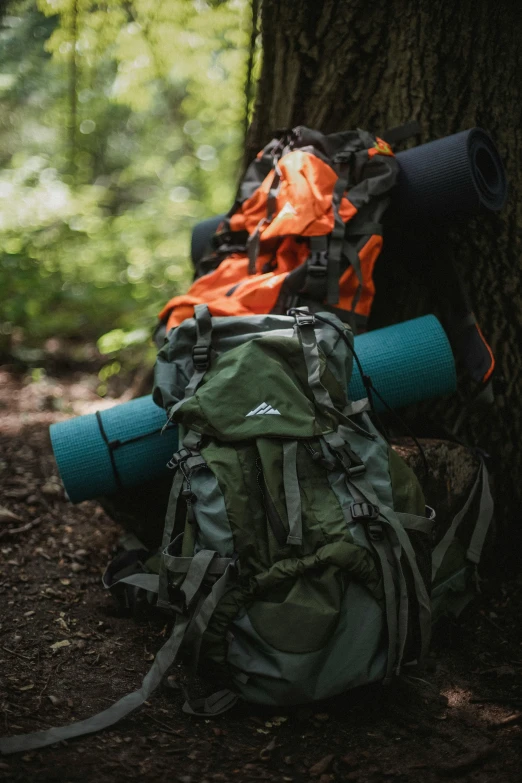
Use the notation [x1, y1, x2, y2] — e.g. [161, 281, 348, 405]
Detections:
[248, 0, 522, 524]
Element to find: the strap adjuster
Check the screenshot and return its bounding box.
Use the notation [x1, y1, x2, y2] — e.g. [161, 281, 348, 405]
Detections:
[166, 447, 191, 470]
[192, 344, 211, 371]
[307, 249, 328, 277]
[350, 503, 383, 542]
[350, 502, 380, 521]
[289, 307, 316, 327]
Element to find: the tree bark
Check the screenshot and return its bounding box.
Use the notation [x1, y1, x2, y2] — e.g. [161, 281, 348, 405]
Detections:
[249, 0, 522, 522]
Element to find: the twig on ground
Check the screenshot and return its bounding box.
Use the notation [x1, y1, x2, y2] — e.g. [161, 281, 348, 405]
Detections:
[2, 646, 33, 661]
[0, 517, 42, 539]
[490, 712, 522, 728]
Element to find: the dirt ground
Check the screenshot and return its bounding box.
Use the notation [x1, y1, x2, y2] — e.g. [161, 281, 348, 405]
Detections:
[0, 364, 521, 783]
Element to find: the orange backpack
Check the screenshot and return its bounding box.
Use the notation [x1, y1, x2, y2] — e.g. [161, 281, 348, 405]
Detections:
[159, 127, 398, 332]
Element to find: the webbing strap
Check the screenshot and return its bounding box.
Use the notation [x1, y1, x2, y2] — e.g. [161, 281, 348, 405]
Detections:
[0, 612, 190, 754]
[158, 470, 184, 608]
[466, 462, 493, 564]
[0, 550, 235, 754]
[327, 175, 349, 304]
[181, 549, 216, 608]
[184, 304, 213, 399]
[162, 554, 233, 577]
[348, 481, 397, 682]
[95, 410, 124, 490]
[431, 459, 492, 579]
[184, 562, 234, 646]
[296, 315, 336, 411]
[381, 120, 421, 145]
[283, 440, 302, 546]
[293, 311, 376, 441]
[351, 474, 432, 665]
[110, 572, 160, 593]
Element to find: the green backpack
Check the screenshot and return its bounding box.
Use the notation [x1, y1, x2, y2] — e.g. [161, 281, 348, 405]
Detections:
[150, 305, 436, 712]
[0, 308, 493, 753]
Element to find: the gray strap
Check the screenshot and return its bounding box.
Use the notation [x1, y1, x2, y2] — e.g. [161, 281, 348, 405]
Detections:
[158, 469, 184, 608]
[371, 537, 398, 683]
[466, 461, 493, 564]
[297, 316, 336, 411]
[283, 440, 302, 546]
[350, 474, 432, 665]
[182, 688, 238, 717]
[294, 315, 375, 441]
[180, 549, 217, 608]
[184, 562, 234, 647]
[183, 429, 203, 451]
[396, 510, 436, 536]
[348, 480, 398, 682]
[431, 460, 485, 580]
[110, 573, 160, 593]
[184, 304, 213, 399]
[0, 612, 190, 754]
[342, 399, 371, 417]
[162, 554, 233, 577]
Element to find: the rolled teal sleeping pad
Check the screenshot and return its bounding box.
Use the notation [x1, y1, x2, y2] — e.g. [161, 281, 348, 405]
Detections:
[50, 315, 455, 503]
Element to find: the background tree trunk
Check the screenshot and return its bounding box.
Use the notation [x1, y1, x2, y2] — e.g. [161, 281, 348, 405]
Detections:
[248, 0, 522, 527]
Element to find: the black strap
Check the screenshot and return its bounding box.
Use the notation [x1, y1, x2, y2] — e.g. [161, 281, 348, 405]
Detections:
[94, 413, 175, 491]
[381, 120, 421, 146]
[95, 411, 124, 490]
[328, 173, 349, 304]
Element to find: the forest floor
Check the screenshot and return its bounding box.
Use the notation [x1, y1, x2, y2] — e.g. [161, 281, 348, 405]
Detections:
[0, 361, 521, 783]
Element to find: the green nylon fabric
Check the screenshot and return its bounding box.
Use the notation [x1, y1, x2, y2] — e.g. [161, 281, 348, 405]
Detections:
[169, 335, 345, 441]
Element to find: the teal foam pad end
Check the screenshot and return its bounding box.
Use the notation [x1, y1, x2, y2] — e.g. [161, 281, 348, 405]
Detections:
[348, 315, 456, 410]
[50, 396, 178, 503]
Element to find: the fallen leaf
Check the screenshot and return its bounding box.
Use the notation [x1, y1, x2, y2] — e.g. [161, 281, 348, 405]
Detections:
[42, 480, 62, 497]
[309, 754, 334, 777]
[259, 737, 276, 761]
[0, 506, 22, 524]
[50, 640, 70, 650]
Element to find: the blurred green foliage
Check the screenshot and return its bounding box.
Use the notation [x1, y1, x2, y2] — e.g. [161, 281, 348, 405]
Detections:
[0, 0, 251, 361]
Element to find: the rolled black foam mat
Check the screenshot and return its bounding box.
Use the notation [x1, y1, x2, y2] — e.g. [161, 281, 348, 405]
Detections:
[392, 127, 507, 222]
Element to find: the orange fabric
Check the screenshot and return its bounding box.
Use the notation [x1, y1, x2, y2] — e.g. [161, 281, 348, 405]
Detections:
[161, 234, 382, 329]
[338, 234, 382, 317]
[160, 146, 393, 330]
[162, 255, 288, 331]
[368, 138, 394, 158]
[474, 322, 495, 383]
[230, 150, 358, 238]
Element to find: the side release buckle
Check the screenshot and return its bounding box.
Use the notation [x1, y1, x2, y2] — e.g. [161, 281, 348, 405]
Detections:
[192, 344, 211, 371]
[350, 502, 384, 541]
[289, 307, 316, 327]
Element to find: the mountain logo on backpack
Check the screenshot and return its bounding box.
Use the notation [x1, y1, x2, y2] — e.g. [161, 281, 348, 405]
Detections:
[245, 402, 281, 417]
[273, 200, 297, 222]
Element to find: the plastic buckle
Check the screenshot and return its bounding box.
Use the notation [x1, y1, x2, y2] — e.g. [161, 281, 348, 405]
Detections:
[166, 447, 192, 470]
[308, 250, 328, 276]
[334, 447, 366, 477]
[289, 307, 316, 327]
[192, 343, 211, 371]
[350, 503, 383, 542]
[350, 502, 380, 521]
